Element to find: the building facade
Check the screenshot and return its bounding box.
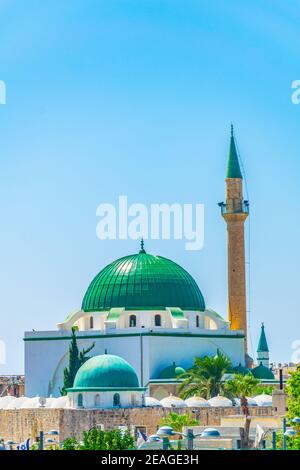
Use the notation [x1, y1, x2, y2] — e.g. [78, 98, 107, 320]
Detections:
[24, 129, 260, 398]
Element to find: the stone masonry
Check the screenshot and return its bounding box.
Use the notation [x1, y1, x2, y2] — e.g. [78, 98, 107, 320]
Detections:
[0, 406, 274, 444]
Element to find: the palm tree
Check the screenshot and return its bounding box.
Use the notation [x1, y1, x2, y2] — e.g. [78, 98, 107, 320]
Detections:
[178, 352, 232, 399]
[225, 373, 259, 415]
[159, 412, 198, 433]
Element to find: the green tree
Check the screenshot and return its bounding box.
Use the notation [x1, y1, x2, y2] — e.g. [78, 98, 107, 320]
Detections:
[178, 352, 232, 399]
[225, 374, 259, 415]
[252, 384, 274, 396]
[61, 437, 80, 450]
[159, 412, 198, 433]
[286, 364, 300, 423]
[61, 428, 136, 450]
[60, 328, 95, 395]
[275, 430, 300, 450]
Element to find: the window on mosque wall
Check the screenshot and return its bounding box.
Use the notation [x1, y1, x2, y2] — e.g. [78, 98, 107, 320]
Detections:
[154, 314, 161, 327]
[90, 316, 94, 329]
[78, 393, 83, 407]
[129, 315, 136, 327]
[95, 394, 100, 407]
[113, 393, 121, 407]
[196, 315, 199, 328]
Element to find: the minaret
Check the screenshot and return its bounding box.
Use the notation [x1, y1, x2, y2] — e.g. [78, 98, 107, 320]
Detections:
[257, 323, 269, 368]
[219, 126, 249, 354]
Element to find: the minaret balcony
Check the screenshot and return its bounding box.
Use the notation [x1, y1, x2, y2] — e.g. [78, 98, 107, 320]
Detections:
[218, 200, 249, 215]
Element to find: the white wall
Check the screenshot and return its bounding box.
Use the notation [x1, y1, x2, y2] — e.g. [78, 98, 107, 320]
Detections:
[68, 390, 144, 409]
[25, 329, 245, 397]
[148, 335, 245, 379]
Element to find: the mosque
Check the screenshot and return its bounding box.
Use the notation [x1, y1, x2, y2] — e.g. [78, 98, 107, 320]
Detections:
[24, 128, 275, 406]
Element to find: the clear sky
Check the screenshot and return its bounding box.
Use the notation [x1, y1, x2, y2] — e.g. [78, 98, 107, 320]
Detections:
[0, 0, 299, 374]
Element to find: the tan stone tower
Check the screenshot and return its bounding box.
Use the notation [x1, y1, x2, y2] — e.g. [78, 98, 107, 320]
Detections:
[219, 126, 249, 354]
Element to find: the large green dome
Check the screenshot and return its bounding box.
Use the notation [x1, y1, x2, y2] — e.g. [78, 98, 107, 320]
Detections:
[82, 251, 205, 312]
[71, 354, 140, 390]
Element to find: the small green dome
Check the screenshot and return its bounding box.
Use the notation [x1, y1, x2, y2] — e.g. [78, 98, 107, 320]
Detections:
[72, 354, 139, 390]
[158, 362, 186, 379]
[251, 362, 275, 380]
[82, 251, 205, 312]
[229, 363, 251, 376]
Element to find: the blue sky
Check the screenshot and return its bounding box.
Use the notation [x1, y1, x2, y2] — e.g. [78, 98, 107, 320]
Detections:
[0, 0, 300, 373]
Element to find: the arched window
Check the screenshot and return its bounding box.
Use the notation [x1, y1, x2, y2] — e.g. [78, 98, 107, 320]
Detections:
[129, 315, 136, 327]
[77, 393, 83, 407]
[89, 316, 94, 329]
[94, 394, 100, 407]
[154, 314, 161, 327]
[196, 315, 199, 328]
[113, 393, 120, 407]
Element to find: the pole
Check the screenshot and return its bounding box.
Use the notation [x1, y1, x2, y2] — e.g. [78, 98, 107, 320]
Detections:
[162, 437, 169, 450]
[279, 369, 283, 390]
[39, 431, 44, 451]
[283, 417, 287, 450]
[187, 429, 194, 450]
[272, 431, 277, 450]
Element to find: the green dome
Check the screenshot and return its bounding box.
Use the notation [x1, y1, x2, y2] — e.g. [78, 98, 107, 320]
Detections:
[251, 362, 275, 380]
[82, 251, 205, 312]
[72, 354, 140, 390]
[229, 363, 251, 376]
[158, 363, 186, 379]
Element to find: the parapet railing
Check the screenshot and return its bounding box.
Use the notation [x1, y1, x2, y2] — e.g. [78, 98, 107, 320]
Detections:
[218, 201, 249, 215]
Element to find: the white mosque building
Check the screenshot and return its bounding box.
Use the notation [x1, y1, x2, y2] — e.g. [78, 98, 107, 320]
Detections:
[24, 242, 245, 397]
[24, 129, 274, 401]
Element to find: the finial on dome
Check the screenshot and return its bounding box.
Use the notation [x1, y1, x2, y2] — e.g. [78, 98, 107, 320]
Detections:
[231, 123, 234, 138]
[139, 237, 146, 254]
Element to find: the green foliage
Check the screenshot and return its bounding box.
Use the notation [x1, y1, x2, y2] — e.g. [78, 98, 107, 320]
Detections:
[252, 384, 274, 396]
[275, 429, 300, 450]
[61, 428, 135, 450]
[159, 412, 198, 433]
[61, 437, 80, 450]
[225, 374, 260, 399]
[82, 428, 135, 450]
[178, 352, 232, 399]
[286, 364, 300, 423]
[60, 328, 95, 395]
[30, 443, 39, 450]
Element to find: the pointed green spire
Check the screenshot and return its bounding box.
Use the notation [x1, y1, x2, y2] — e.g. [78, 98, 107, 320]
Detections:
[257, 323, 269, 353]
[226, 125, 243, 179]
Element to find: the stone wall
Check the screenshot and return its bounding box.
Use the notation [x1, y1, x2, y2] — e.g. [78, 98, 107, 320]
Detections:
[0, 406, 274, 444]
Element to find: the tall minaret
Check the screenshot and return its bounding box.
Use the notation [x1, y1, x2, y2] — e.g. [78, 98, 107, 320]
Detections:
[257, 323, 270, 368]
[219, 126, 249, 354]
